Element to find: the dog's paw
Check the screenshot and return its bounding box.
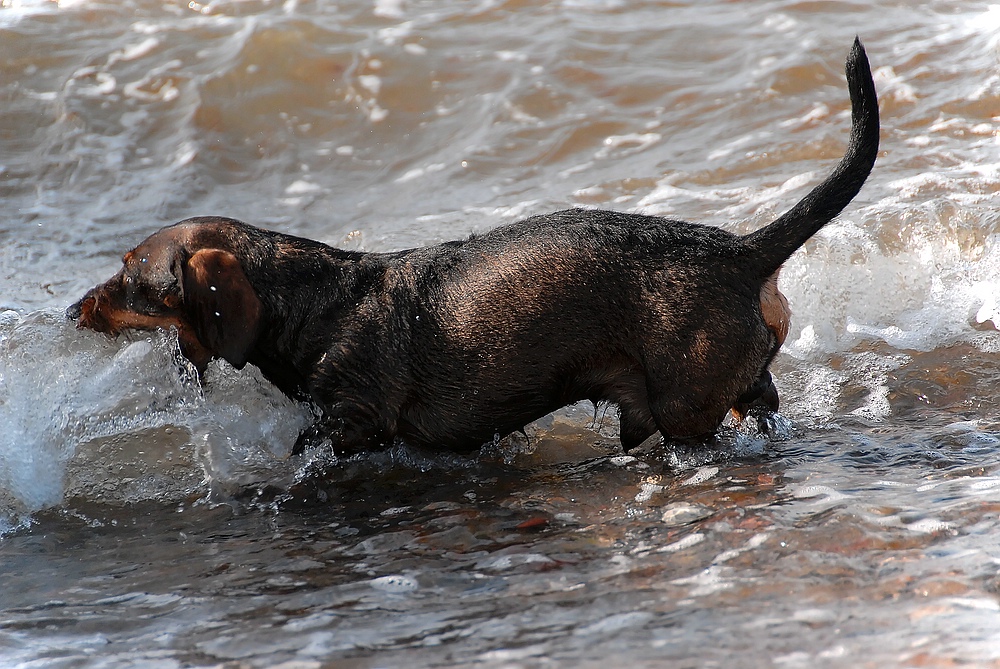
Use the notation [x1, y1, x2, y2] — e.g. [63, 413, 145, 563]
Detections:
[291, 414, 385, 457]
[292, 415, 351, 456]
[292, 421, 331, 456]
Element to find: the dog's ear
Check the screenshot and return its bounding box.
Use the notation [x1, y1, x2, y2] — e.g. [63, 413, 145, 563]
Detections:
[181, 249, 262, 369]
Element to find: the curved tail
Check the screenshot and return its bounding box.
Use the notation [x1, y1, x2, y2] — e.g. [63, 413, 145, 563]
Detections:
[741, 37, 879, 278]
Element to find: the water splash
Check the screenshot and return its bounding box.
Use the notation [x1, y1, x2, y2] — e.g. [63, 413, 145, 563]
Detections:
[0, 309, 310, 532]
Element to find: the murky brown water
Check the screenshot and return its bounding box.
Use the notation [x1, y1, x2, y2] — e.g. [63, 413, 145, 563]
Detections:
[3, 0, 1000, 666]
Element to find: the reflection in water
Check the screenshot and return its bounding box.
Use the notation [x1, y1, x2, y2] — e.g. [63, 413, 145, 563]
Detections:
[3, 0, 1000, 666]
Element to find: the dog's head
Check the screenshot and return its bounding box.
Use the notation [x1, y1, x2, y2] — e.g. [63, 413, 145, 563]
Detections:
[67, 218, 262, 372]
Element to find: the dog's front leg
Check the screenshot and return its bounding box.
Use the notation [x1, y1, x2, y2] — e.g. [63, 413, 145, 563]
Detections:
[292, 402, 389, 456]
[618, 402, 658, 453]
[292, 419, 333, 455]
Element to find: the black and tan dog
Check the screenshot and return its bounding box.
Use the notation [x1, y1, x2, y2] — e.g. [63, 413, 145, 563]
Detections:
[69, 38, 879, 455]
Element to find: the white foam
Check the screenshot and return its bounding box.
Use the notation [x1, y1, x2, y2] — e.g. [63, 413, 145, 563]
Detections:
[657, 532, 705, 553]
[572, 611, 653, 636]
[377, 20, 413, 45]
[369, 574, 419, 593]
[594, 133, 661, 160]
[475, 553, 555, 570]
[0, 0, 69, 27]
[682, 466, 719, 486]
[285, 179, 322, 195]
[776, 204, 1000, 358]
[396, 163, 447, 183]
[873, 66, 917, 104]
[358, 74, 382, 95]
[965, 4, 1000, 50]
[906, 518, 953, 534]
[634, 481, 663, 503]
[373, 0, 404, 19]
[115, 37, 160, 63]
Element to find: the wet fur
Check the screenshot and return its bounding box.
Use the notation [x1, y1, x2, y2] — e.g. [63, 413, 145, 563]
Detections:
[69, 39, 879, 455]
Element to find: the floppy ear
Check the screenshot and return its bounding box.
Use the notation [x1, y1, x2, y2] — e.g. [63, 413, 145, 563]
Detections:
[181, 249, 262, 369]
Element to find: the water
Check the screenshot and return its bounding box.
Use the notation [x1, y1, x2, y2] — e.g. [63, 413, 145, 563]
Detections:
[2, 0, 1000, 665]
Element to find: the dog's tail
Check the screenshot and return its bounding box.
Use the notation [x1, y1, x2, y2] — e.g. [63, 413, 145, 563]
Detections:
[740, 37, 879, 279]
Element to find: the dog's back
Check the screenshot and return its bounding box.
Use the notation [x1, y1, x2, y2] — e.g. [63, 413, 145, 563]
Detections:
[394, 213, 756, 450]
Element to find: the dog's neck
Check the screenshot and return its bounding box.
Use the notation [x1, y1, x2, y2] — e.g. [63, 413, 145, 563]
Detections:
[233, 231, 391, 399]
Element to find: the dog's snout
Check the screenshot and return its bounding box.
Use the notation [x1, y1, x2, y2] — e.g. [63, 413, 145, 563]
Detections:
[66, 298, 84, 321]
[66, 291, 103, 330]
[731, 370, 779, 422]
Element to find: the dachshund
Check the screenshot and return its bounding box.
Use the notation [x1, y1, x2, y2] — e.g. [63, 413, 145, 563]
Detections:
[68, 38, 879, 456]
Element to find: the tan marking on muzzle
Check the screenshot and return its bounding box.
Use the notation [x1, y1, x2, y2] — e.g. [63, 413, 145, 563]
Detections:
[74, 287, 213, 371]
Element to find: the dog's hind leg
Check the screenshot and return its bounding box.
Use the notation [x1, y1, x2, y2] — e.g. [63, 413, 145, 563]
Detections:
[618, 400, 658, 452]
[641, 369, 735, 443]
[608, 375, 658, 452]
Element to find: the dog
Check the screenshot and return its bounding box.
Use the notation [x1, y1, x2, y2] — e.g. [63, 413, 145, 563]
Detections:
[68, 38, 878, 456]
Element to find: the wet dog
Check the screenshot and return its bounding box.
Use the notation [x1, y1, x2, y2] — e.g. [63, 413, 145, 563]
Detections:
[69, 38, 878, 455]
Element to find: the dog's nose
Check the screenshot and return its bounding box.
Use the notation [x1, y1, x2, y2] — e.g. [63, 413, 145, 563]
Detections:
[759, 376, 779, 412]
[732, 370, 780, 421]
[66, 299, 84, 321]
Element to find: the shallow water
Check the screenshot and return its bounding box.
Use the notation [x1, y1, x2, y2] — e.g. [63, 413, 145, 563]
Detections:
[2, 0, 1000, 666]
